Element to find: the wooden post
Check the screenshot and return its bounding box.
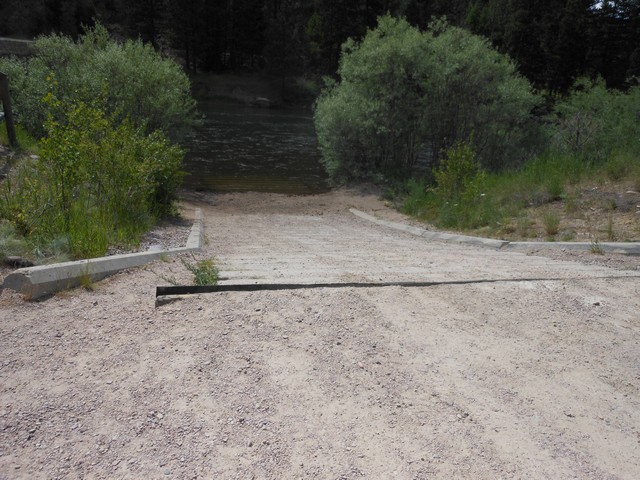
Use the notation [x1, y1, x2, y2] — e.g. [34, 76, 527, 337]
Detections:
[0, 72, 18, 148]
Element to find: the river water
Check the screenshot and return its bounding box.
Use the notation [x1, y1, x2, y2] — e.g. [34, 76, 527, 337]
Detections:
[182, 99, 329, 194]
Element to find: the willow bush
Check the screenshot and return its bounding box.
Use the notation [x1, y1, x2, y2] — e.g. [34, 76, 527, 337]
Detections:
[0, 23, 192, 260]
[0, 94, 183, 259]
[552, 78, 640, 163]
[0, 23, 197, 141]
[314, 16, 539, 182]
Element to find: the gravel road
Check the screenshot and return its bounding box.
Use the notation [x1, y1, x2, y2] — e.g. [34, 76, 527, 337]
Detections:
[1, 187, 639, 479]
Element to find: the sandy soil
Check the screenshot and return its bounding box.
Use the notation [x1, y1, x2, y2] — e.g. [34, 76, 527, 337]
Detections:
[1, 188, 639, 479]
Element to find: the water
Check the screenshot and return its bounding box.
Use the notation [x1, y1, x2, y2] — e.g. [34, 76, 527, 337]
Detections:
[182, 99, 329, 194]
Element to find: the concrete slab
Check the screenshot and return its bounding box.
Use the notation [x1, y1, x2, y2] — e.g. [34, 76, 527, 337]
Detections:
[503, 241, 640, 255]
[2, 208, 204, 299]
[350, 208, 640, 255]
[350, 208, 508, 249]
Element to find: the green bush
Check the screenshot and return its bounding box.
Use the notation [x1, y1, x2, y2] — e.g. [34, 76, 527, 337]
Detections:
[0, 95, 184, 258]
[182, 257, 219, 286]
[402, 142, 495, 229]
[432, 142, 493, 228]
[552, 79, 640, 163]
[314, 16, 539, 182]
[0, 23, 197, 141]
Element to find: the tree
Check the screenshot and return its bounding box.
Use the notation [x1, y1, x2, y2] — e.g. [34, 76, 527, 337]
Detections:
[314, 16, 539, 181]
[589, 0, 640, 88]
[263, 0, 309, 96]
[0, 0, 96, 38]
[306, 0, 388, 74]
[466, 0, 640, 92]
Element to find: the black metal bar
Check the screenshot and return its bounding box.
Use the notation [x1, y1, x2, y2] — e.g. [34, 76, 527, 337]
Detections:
[155, 277, 570, 297]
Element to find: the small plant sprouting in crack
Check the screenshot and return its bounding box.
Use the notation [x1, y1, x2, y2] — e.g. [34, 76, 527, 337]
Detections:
[181, 256, 219, 286]
[590, 239, 604, 255]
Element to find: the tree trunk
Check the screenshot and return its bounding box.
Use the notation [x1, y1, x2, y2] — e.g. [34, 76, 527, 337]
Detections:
[0, 72, 18, 148]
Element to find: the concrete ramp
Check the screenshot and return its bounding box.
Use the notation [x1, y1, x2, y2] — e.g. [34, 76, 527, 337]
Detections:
[208, 212, 639, 287]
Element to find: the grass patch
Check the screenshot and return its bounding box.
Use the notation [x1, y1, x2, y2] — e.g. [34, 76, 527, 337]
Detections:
[543, 210, 560, 236]
[515, 214, 533, 238]
[181, 257, 219, 286]
[0, 220, 30, 261]
[0, 123, 39, 154]
[401, 144, 640, 241]
[590, 239, 604, 255]
[78, 268, 95, 291]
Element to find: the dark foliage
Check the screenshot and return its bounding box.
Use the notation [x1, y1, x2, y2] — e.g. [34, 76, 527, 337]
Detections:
[1, 0, 637, 91]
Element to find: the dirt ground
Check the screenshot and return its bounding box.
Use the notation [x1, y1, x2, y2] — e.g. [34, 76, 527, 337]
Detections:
[1, 188, 639, 479]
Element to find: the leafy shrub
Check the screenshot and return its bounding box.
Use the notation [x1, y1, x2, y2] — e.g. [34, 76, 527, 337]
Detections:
[543, 210, 560, 236]
[552, 79, 640, 163]
[182, 257, 219, 286]
[431, 142, 493, 228]
[0, 23, 197, 141]
[402, 142, 495, 229]
[314, 15, 539, 182]
[0, 94, 184, 258]
[401, 179, 431, 218]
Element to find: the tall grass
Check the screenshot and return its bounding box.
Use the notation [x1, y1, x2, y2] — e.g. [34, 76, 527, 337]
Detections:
[403, 148, 639, 235]
[402, 80, 640, 236]
[0, 123, 39, 153]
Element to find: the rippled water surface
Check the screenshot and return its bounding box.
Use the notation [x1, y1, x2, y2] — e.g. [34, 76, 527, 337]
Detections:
[183, 100, 329, 194]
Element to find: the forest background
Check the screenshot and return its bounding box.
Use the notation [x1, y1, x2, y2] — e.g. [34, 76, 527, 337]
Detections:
[1, 0, 639, 94]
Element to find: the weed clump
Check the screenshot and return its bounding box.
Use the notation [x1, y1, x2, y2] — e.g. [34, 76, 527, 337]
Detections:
[181, 257, 219, 286]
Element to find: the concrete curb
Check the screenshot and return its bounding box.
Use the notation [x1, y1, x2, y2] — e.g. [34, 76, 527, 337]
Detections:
[2, 208, 204, 300]
[350, 209, 509, 249]
[503, 241, 640, 255]
[350, 208, 640, 255]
